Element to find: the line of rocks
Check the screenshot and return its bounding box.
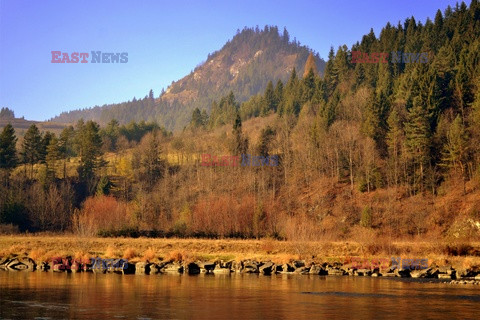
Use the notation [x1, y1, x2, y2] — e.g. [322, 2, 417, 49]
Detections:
[1, 255, 479, 285]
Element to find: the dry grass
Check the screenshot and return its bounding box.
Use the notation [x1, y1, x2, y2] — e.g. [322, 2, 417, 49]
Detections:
[122, 248, 138, 260]
[0, 235, 479, 268]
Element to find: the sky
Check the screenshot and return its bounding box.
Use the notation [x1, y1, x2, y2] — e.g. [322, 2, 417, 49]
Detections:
[0, 0, 463, 121]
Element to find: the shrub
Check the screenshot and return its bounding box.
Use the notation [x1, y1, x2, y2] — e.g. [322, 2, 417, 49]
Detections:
[73, 195, 133, 236]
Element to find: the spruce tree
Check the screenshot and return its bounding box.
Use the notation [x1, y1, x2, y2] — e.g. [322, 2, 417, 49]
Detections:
[22, 124, 43, 178]
[405, 97, 431, 192]
[0, 123, 18, 171]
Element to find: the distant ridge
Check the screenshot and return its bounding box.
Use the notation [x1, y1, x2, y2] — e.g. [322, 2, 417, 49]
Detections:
[50, 26, 326, 131]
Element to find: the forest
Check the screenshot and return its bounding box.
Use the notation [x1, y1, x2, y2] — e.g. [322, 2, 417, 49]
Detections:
[1, 1, 480, 243]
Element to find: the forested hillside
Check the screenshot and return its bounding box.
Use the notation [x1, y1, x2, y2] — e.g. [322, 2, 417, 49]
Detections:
[1, 1, 480, 242]
[50, 26, 325, 131]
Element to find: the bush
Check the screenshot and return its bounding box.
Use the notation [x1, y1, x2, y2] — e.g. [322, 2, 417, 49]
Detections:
[73, 196, 133, 236]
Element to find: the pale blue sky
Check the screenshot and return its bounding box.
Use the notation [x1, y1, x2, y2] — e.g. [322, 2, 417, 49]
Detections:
[0, 0, 463, 121]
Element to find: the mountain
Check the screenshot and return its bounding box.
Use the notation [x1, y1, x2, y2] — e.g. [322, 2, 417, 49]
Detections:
[50, 26, 326, 131]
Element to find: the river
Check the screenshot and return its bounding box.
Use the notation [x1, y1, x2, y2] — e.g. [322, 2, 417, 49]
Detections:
[1, 271, 479, 319]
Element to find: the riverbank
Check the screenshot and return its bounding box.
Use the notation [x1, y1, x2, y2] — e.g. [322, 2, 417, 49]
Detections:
[1, 235, 480, 269]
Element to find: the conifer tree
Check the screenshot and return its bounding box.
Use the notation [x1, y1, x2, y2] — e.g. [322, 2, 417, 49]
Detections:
[405, 97, 431, 192]
[22, 124, 43, 178]
[262, 81, 276, 115]
[0, 123, 17, 171]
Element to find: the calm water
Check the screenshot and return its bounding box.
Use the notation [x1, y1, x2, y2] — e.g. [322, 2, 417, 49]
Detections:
[0, 271, 479, 319]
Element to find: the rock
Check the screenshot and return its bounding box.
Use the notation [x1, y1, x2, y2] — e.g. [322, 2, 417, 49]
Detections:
[294, 266, 309, 274]
[135, 262, 150, 275]
[38, 261, 49, 271]
[274, 264, 283, 273]
[309, 264, 323, 275]
[70, 260, 81, 272]
[111, 259, 128, 272]
[394, 268, 410, 278]
[230, 261, 241, 272]
[0, 256, 14, 269]
[293, 260, 305, 269]
[382, 272, 396, 277]
[281, 263, 295, 273]
[163, 262, 184, 273]
[242, 260, 259, 273]
[198, 262, 215, 273]
[355, 269, 372, 276]
[149, 263, 162, 274]
[185, 262, 200, 275]
[438, 273, 452, 280]
[327, 268, 345, 276]
[411, 268, 430, 278]
[212, 264, 231, 274]
[259, 262, 274, 275]
[6, 257, 36, 271]
[371, 272, 380, 277]
[219, 260, 233, 269]
[475, 274, 480, 281]
[122, 262, 135, 274]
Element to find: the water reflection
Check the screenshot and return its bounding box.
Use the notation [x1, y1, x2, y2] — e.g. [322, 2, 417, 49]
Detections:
[0, 272, 479, 319]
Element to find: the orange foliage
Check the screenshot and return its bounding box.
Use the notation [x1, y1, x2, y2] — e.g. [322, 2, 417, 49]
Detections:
[73, 196, 133, 236]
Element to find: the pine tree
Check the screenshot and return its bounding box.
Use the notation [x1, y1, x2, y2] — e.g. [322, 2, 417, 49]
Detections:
[405, 97, 431, 193]
[0, 123, 17, 171]
[46, 136, 60, 180]
[59, 125, 75, 179]
[302, 68, 316, 103]
[77, 121, 103, 184]
[231, 112, 248, 155]
[139, 131, 165, 189]
[443, 115, 469, 193]
[22, 124, 43, 178]
[256, 126, 275, 157]
[262, 81, 276, 115]
[190, 108, 203, 127]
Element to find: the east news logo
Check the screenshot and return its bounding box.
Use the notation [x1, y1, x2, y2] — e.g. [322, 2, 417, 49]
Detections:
[51, 51, 128, 63]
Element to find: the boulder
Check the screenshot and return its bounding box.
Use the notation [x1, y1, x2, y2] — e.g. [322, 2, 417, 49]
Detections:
[259, 262, 274, 275]
[382, 272, 396, 277]
[212, 264, 231, 274]
[294, 266, 309, 274]
[185, 262, 201, 275]
[122, 262, 135, 274]
[135, 262, 150, 275]
[149, 263, 162, 274]
[242, 260, 259, 273]
[438, 273, 453, 280]
[0, 256, 14, 269]
[70, 260, 82, 272]
[355, 269, 372, 276]
[38, 261, 50, 271]
[198, 262, 215, 273]
[394, 268, 410, 278]
[6, 257, 36, 271]
[309, 264, 322, 275]
[163, 261, 184, 273]
[281, 263, 295, 273]
[410, 268, 430, 278]
[327, 268, 345, 276]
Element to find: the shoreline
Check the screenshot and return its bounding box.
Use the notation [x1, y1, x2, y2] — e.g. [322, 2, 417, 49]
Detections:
[1, 235, 479, 285]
